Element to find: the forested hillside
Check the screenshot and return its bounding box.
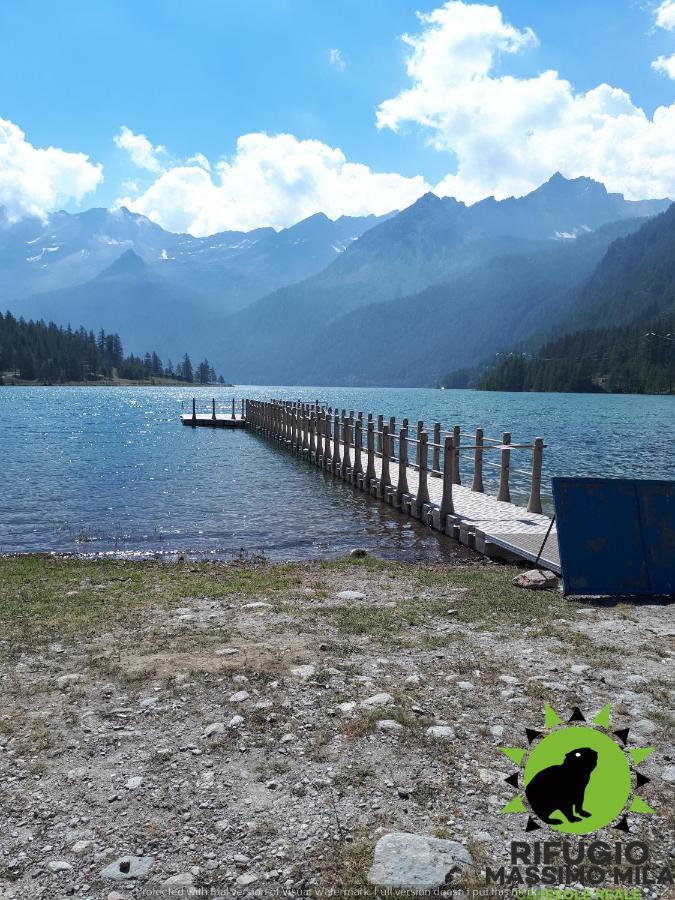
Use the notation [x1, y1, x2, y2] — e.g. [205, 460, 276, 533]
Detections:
[474, 200, 675, 395]
[0, 311, 222, 385]
[477, 315, 675, 394]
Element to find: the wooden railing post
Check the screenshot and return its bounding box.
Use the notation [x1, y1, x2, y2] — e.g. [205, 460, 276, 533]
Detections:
[440, 436, 455, 518]
[341, 412, 351, 478]
[191, 397, 196, 427]
[353, 416, 363, 486]
[309, 413, 316, 458]
[212, 398, 217, 421]
[231, 397, 236, 420]
[452, 425, 461, 484]
[332, 411, 341, 473]
[497, 431, 511, 502]
[414, 431, 430, 516]
[315, 409, 323, 461]
[323, 410, 332, 469]
[415, 420, 423, 467]
[376, 415, 383, 455]
[366, 419, 376, 491]
[396, 426, 409, 505]
[527, 437, 544, 514]
[432, 422, 441, 475]
[472, 428, 484, 493]
[378, 425, 391, 499]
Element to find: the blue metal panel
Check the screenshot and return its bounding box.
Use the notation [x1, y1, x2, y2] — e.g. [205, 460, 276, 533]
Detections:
[552, 478, 675, 597]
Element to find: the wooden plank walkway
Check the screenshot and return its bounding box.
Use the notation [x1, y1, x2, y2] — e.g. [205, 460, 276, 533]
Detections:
[368, 450, 560, 573]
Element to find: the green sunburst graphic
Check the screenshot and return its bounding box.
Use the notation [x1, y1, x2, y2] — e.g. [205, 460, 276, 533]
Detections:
[500, 704, 654, 834]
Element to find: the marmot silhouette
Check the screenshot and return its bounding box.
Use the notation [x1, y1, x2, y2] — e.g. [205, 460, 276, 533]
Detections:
[525, 747, 598, 825]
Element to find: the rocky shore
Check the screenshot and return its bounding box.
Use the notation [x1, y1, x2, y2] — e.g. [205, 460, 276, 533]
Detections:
[0, 554, 672, 898]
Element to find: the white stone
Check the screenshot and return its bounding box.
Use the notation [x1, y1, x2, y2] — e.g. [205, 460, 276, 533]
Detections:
[228, 691, 250, 702]
[215, 647, 240, 656]
[203, 722, 226, 738]
[490, 725, 504, 738]
[236, 873, 258, 886]
[498, 675, 519, 684]
[290, 664, 316, 680]
[163, 873, 194, 887]
[337, 590, 365, 600]
[47, 860, 73, 873]
[139, 696, 159, 708]
[228, 715, 244, 728]
[56, 674, 84, 689]
[125, 776, 143, 790]
[404, 674, 423, 686]
[71, 840, 94, 856]
[426, 725, 456, 741]
[280, 733, 295, 743]
[513, 569, 558, 590]
[243, 602, 272, 611]
[571, 664, 590, 674]
[338, 702, 356, 715]
[361, 692, 394, 709]
[662, 765, 675, 782]
[457, 681, 474, 691]
[368, 832, 472, 889]
[376, 719, 404, 733]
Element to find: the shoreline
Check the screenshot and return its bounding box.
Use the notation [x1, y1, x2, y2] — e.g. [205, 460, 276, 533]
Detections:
[0, 380, 235, 388]
[0, 554, 672, 895]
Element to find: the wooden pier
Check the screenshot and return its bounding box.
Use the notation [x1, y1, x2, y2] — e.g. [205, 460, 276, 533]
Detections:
[245, 400, 560, 572]
[180, 398, 246, 428]
[181, 397, 560, 572]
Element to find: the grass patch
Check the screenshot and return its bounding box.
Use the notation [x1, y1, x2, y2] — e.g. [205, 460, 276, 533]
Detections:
[0, 555, 303, 646]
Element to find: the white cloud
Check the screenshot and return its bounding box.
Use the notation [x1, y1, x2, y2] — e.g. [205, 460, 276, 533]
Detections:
[115, 132, 429, 235]
[328, 48, 346, 71]
[652, 52, 675, 78]
[655, 0, 675, 30]
[377, 0, 675, 203]
[113, 125, 166, 173]
[0, 116, 103, 221]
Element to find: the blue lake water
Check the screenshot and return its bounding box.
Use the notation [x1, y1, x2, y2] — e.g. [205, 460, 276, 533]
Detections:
[1, 386, 673, 560]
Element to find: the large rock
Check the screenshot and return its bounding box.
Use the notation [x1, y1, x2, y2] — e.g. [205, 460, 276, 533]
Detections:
[100, 856, 154, 881]
[368, 832, 472, 890]
[512, 569, 558, 590]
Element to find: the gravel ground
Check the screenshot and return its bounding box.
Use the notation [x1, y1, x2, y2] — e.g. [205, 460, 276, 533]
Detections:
[0, 554, 673, 899]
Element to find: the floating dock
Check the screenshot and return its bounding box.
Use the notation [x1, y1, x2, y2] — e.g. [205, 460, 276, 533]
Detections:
[180, 398, 246, 428]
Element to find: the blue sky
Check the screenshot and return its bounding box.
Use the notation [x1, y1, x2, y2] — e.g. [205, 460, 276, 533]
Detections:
[2, 1, 675, 234]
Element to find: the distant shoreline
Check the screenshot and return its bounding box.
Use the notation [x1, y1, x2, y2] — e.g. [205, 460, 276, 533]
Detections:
[0, 379, 234, 388]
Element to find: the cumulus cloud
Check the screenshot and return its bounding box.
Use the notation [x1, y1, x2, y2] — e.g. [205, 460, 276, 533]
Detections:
[115, 132, 429, 235]
[377, 0, 675, 203]
[655, 0, 675, 30]
[328, 48, 346, 70]
[113, 125, 166, 173]
[0, 116, 103, 221]
[652, 52, 675, 78]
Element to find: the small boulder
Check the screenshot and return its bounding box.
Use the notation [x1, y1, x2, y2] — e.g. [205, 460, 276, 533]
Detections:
[350, 548, 368, 558]
[426, 725, 456, 741]
[228, 690, 250, 703]
[47, 860, 73, 873]
[361, 692, 394, 709]
[376, 719, 404, 733]
[125, 776, 143, 790]
[368, 832, 472, 889]
[337, 590, 365, 600]
[512, 569, 558, 590]
[203, 722, 226, 738]
[290, 664, 316, 681]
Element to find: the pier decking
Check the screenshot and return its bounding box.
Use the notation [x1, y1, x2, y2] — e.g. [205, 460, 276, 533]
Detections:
[181, 397, 560, 572]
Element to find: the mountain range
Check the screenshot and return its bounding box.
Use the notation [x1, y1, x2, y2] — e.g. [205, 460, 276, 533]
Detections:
[1, 173, 671, 385]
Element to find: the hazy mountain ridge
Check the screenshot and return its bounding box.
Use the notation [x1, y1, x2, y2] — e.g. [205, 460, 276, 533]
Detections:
[3, 174, 672, 385]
